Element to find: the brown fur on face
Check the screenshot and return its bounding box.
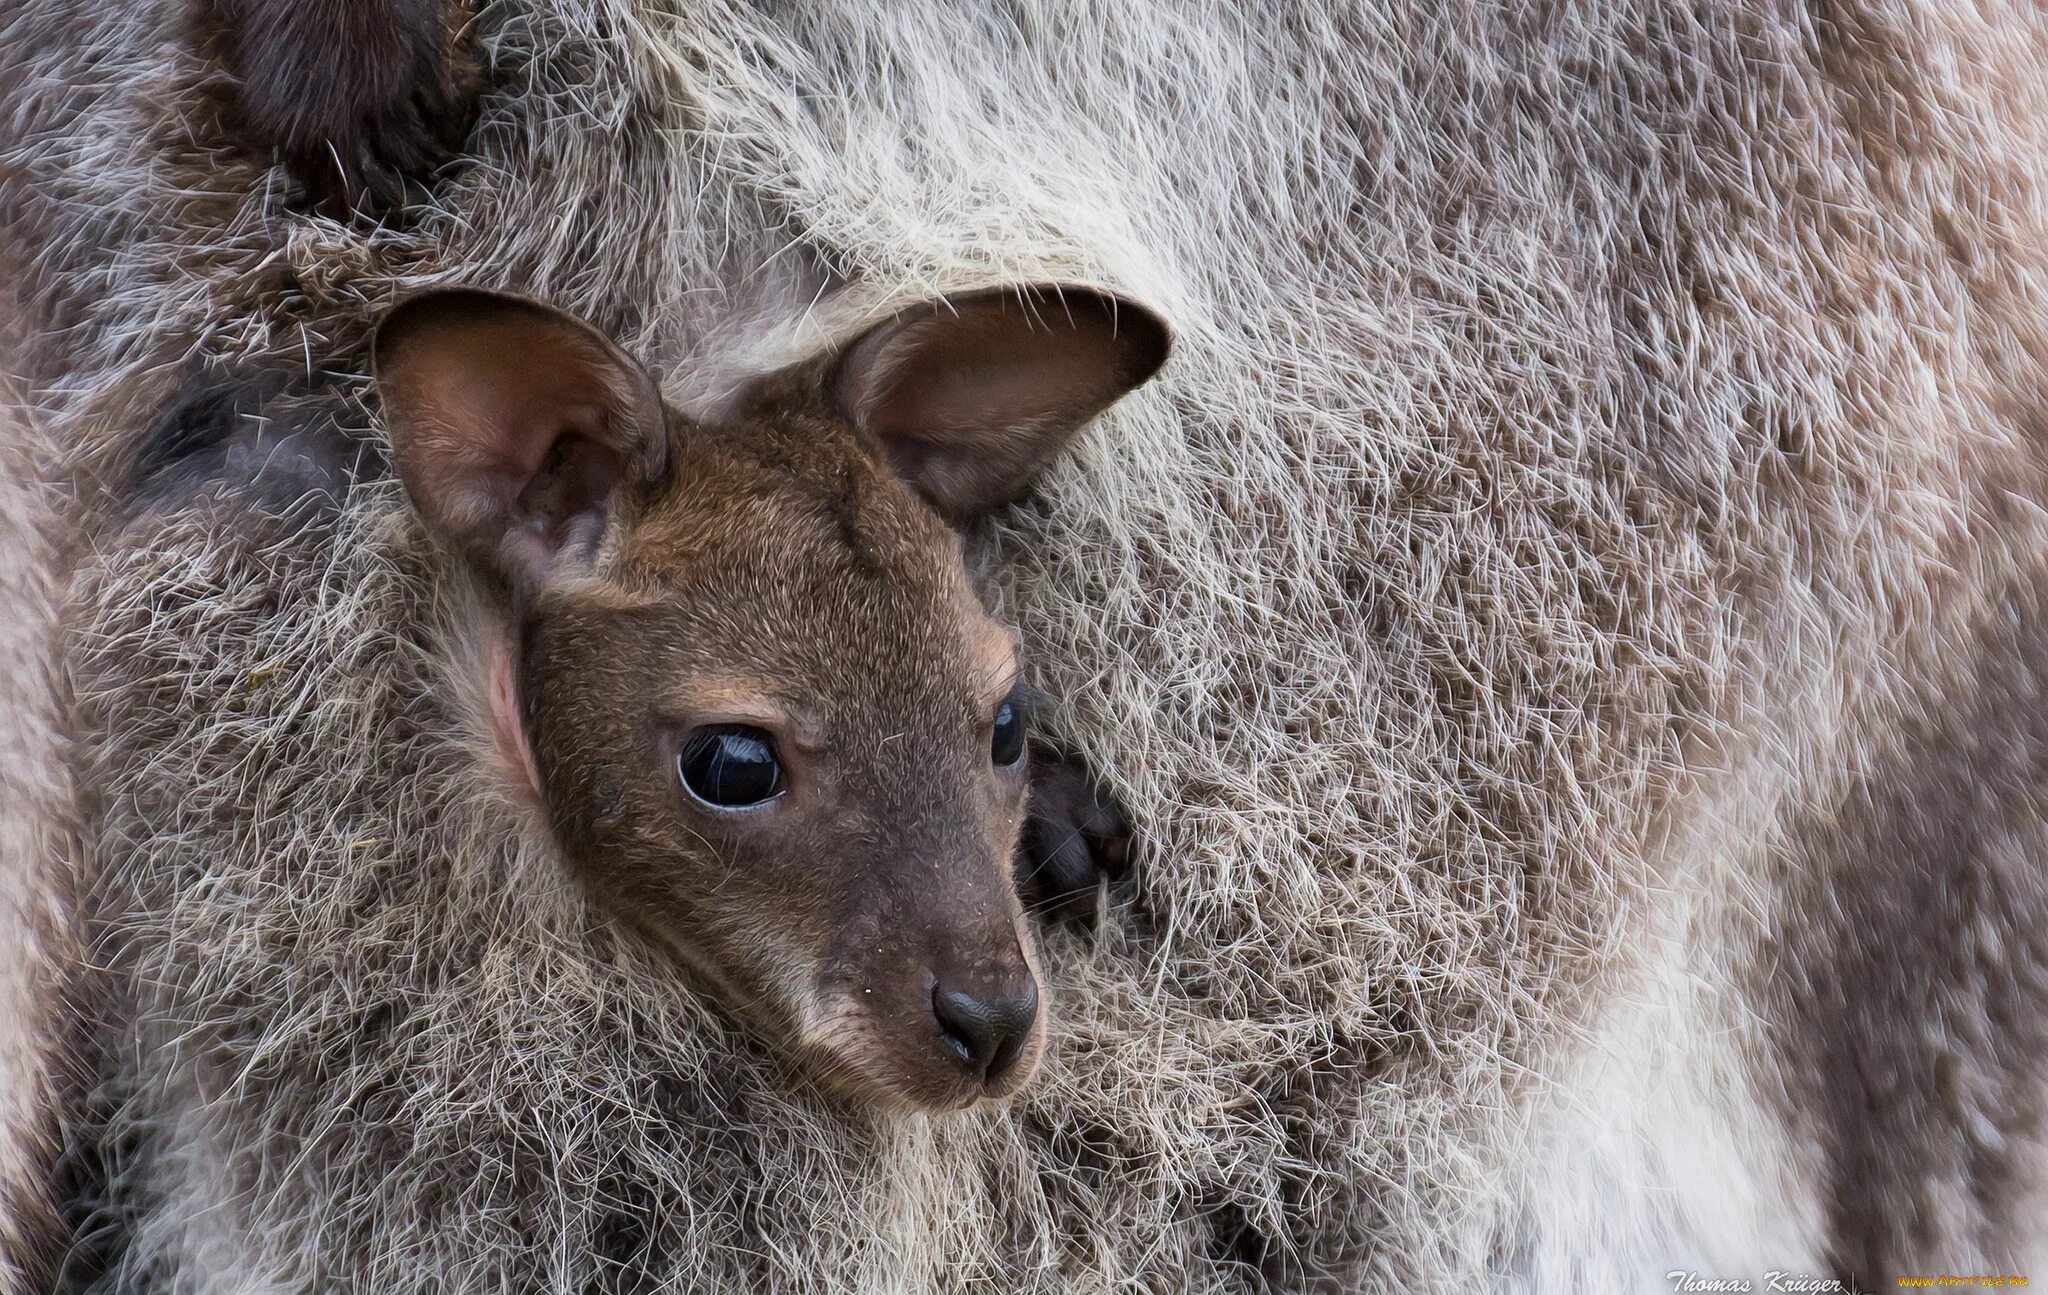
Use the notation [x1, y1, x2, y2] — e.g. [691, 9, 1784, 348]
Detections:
[373, 285, 1168, 1111]
[530, 415, 1038, 1110]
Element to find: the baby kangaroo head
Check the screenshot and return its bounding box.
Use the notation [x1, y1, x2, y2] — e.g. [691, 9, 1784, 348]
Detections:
[373, 284, 1167, 1111]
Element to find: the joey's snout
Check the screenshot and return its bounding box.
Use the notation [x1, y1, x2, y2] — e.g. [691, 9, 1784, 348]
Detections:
[809, 873, 1048, 1109]
[931, 966, 1039, 1083]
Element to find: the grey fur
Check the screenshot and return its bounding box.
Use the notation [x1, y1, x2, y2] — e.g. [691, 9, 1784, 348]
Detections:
[4, 0, 2048, 1288]
[0, 268, 78, 1295]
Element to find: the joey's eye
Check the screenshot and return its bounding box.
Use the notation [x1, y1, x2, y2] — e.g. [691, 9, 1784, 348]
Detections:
[991, 695, 1027, 767]
[677, 726, 784, 809]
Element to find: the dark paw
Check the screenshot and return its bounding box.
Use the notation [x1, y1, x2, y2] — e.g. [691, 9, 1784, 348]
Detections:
[209, 0, 480, 218]
[1017, 751, 1132, 928]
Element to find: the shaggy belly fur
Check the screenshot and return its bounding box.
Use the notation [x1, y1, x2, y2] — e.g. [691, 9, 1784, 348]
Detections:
[5, 0, 2048, 1289]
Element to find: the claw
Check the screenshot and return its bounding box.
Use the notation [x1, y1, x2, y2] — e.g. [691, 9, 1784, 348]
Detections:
[1018, 751, 1134, 929]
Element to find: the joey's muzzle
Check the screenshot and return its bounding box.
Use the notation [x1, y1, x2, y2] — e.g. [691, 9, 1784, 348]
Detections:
[804, 871, 1047, 1111]
[929, 954, 1040, 1085]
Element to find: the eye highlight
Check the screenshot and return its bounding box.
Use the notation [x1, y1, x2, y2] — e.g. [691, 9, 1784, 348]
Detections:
[677, 726, 785, 809]
[991, 693, 1028, 767]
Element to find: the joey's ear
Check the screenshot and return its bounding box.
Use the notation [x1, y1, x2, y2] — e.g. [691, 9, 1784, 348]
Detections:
[373, 289, 667, 593]
[830, 284, 1170, 521]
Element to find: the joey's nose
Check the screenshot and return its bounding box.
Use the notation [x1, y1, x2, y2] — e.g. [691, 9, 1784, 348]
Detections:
[931, 974, 1039, 1081]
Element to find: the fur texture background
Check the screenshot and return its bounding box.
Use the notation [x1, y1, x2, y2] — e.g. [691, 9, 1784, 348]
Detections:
[4, 0, 2048, 1289]
[0, 273, 77, 1295]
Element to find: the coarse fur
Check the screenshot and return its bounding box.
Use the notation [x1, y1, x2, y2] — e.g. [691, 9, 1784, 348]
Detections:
[0, 272, 80, 1295]
[4, 0, 2048, 1289]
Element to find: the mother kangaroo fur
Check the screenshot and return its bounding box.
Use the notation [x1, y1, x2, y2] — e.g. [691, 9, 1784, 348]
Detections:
[6, 0, 2048, 1290]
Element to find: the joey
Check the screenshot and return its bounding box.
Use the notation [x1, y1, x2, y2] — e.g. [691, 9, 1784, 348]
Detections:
[373, 284, 1167, 1110]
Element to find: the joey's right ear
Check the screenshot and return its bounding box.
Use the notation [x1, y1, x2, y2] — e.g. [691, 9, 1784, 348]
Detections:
[372, 289, 668, 594]
[829, 284, 1170, 522]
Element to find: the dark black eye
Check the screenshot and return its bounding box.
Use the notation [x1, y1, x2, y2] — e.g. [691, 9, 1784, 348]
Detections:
[991, 695, 1027, 767]
[677, 726, 784, 809]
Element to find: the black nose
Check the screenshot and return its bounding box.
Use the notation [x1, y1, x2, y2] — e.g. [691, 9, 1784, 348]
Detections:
[931, 974, 1039, 1081]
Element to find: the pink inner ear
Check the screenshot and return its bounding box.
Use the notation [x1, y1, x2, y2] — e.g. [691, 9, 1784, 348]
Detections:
[376, 290, 666, 590]
[513, 426, 628, 548]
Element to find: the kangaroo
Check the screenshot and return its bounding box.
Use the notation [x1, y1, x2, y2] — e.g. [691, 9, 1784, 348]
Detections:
[13, 0, 2048, 1289]
[372, 283, 1167, 1109]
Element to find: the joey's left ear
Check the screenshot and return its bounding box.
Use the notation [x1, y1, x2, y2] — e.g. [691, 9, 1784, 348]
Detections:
[830, 284, 1170, 521]
[372, 289, 668, 596]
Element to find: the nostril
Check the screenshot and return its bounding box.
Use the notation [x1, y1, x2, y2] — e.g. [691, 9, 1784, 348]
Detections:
[932, 987, 979, 1066]
[930, 975, 1039, 1081]
[982, 979, 1037, 1079]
